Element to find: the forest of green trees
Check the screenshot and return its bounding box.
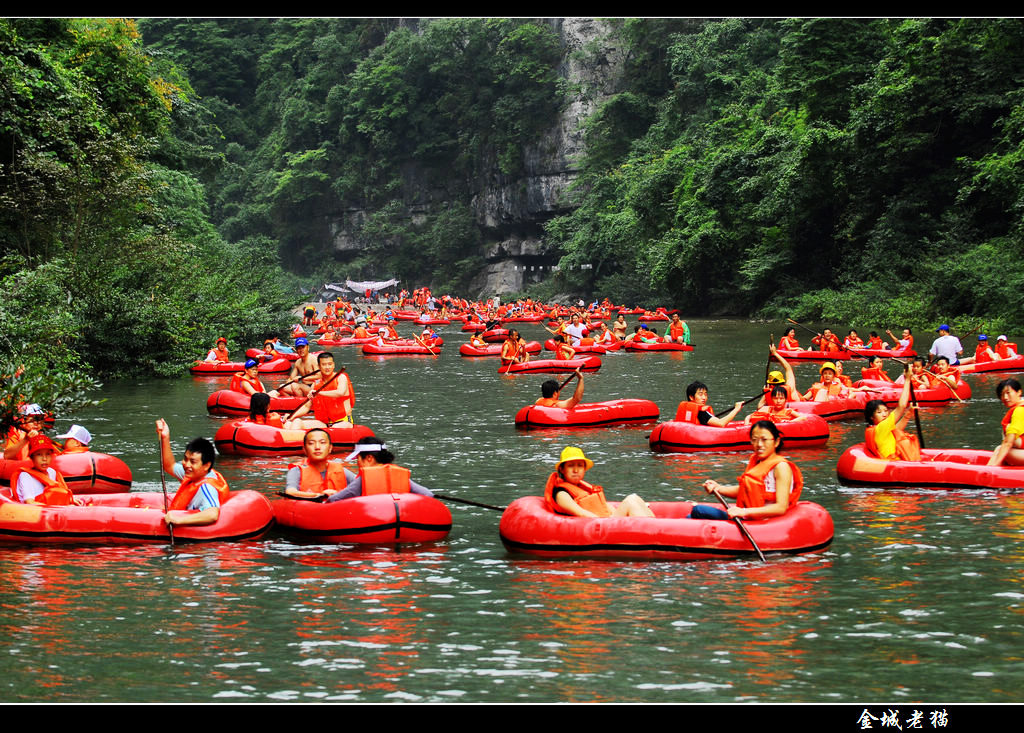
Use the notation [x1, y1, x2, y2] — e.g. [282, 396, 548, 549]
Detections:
[4, 17, 1024, 425]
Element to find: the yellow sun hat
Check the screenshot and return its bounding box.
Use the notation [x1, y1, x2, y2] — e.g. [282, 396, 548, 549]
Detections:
[819, 361, 837, 374]
[556, 446, 594, 471]
[767, 370, 785, 384]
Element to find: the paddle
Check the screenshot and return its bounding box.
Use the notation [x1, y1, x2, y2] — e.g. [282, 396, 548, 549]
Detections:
[765, 334, 774, 385]
[275, 491, 326, 502]
[433, 493, 506, 512]
[272, 368, 320, 395]
[157, 436, 175, 548]
[415, 333, 438, 356]
[500, 338, 527, 374]
[711, 488, 766, 562]
[712, 393, 764, 415]
[906, 370, 926, 450]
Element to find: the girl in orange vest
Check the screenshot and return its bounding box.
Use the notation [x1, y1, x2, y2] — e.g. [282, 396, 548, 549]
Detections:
[863, 368, 920, 461]
[11, 435, 79, 506]
[860, 355, 893, 383]
[244, 393, 284, 428]
[995, 335, 1019, 359]
[284, 428, 354, 499]
[543, 446, 654, 518]
[778, 328, 802, 351]
[745, 386, 805, 424]
[988, 378, 1024, 466]
[156, 418, 229, 527]
[689, 421, 803, 520]
[325, 436, 434, 502]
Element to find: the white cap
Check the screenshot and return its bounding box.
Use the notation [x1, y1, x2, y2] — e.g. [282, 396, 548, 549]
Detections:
[19, 403, 44, 416]
[344, 442, 385, 461]
[56, 424, 91, 445]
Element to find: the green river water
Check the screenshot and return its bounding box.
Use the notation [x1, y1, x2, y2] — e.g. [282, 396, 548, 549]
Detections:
[1, 318, 1021, 704]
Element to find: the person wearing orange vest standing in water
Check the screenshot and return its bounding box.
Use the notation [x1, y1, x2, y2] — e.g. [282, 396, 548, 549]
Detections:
[156, 418, 229, 527]
[325, 436, 435, 502]
[688, 421, 803, 520]
[10, 435, 80, 506]
[543, 446, 654, 518]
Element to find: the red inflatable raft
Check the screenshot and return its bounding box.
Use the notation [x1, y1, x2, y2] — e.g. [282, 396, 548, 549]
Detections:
[515, 399, 660, 430]
[789, 394, 871, 421]
[543, 339, 608, 355]
[836, 443, 1024, 490]
[959, 355, 1024, 374]
[189, 358, 292, 376]
[499, 356, 602, 374]
[459, 341, 542, 357]
[206, 389, 306, 417]
[214, 421, 377, 457]
[0, 489, 274, 545]
[853, 378, 972, 405]
[498, 496, 834, 560]
[1, 452, 133, 494]
[624, 341, 693, 352]
[362, 340, 442, 356]
[272, 493, 452, 544]
[648, 415, 829, 453]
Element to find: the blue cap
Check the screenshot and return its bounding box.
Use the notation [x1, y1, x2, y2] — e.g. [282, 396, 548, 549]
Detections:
[244, 358, 259, 368]
[978, 334, 988, 341]
[295, 337, 309, 347]
[937, 324, 950, 332]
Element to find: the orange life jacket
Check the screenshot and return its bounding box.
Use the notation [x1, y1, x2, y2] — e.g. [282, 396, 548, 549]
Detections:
[779, 336, 800, 350]
[554, 343, 574, 360]
[808, 382, 844, 402]
[311, 373, 354, 425]
[543, 473, 611, 517]
[535, 397, 560, 407]
[360, 464, 412, 495]
[289, 460, 349, 495]
[248, 413, 284, 429]
[996, 341, 1018, 359]
[10, 466, 74, 506]
[230, 372, 264, 394]
[170, 469, 230, 511]
[736, 454, 802, 509]
[975, 343, 997, 363]
[860, 367, 893, 382]
[748, 406, 801, 423]
[1001, 405, 1024, 450]
[674, 401, 714, 423]
[868, 336, 884, 349]
[865, 424, 922, 461]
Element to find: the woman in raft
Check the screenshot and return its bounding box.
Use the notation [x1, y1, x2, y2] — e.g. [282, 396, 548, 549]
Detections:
[778, 327, 803, 351]
[689, 421, 803, 520]
[745, 385, 806, 424]
[544, 446, 655, 518]
[863, 365, 920, 461]
[325, 436, 435, 502]
[988, 378, 1024, 467]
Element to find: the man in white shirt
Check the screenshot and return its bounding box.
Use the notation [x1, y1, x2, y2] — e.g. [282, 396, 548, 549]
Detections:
[928, 324, 964, 365]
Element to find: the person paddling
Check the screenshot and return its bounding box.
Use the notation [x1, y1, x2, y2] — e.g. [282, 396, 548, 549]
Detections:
[536, 370, 584, 409]
[689, 421, 803, 520]
[325, 436, 435, 503]
[156, 419, 229, 527]
[863, 367, 920, 461]
[675, 381, 744, 426]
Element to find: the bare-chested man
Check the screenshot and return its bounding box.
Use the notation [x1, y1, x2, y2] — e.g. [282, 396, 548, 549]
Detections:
[270, 338, 319, 398]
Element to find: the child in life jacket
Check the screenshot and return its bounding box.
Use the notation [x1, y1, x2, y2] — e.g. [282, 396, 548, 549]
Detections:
[11, 435, 80, 506]
[543, 446, 654, 518]
[863, 366, 920, 461]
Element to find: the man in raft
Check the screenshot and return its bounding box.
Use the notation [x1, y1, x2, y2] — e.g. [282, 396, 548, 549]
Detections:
[271, 338, 318, 398]
[283, 352, 354, 429]
[810, 328, 842, 353]
[676, 381, 746, 426]
[544, 446, 654, 518]
[283, 428, 354, 499]
[536, 370, 584, 409]
[155, 419, 229, 527]
[959, 334, 1002, 365]
[802, 362, 855, 402]
[11, 435, 80, 506]
[996, 335, 1019, 359]
[886, 328, 913, 352]
[666, 313, 690, 345]
[928, 324, 963, 365]
[230, 359, 265, 396]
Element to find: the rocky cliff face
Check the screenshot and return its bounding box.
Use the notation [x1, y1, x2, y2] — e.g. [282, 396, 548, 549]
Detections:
[329, 18, 624, 296]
